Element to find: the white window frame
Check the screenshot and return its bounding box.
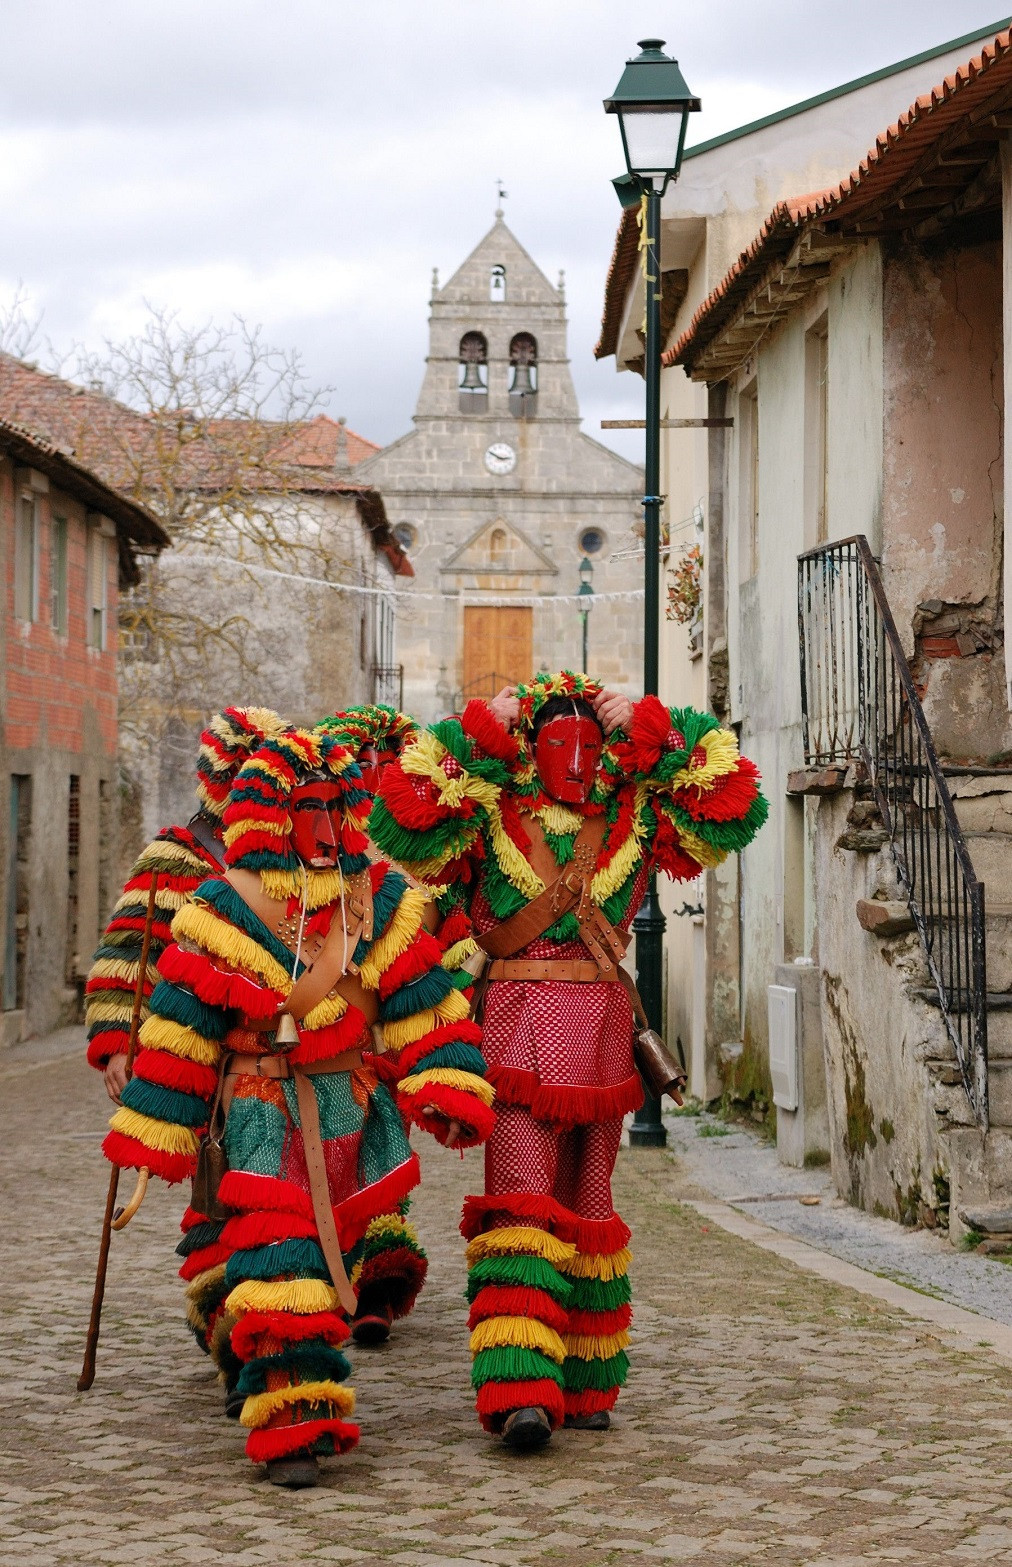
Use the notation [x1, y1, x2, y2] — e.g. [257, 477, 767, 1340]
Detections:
[14, 490, 40, 623]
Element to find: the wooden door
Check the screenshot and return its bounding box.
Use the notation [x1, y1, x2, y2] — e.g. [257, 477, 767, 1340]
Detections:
[461, 606, 533, 699]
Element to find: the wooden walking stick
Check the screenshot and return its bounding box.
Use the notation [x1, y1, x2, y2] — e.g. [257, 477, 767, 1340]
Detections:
[77, 873, 159, 1392]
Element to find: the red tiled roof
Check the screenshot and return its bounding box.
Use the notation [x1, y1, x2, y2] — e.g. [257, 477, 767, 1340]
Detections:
[668, 26, 1012, 374]
[272, 414, 379, 468]
[594, 208, 640, 361]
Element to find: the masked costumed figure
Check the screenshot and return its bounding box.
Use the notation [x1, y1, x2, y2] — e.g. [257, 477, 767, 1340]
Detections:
[313, 703, 427, 1345]
[85, 708, 285, 1363]
[102, 726, 493, 1487]
[371, 671, 767, 1450]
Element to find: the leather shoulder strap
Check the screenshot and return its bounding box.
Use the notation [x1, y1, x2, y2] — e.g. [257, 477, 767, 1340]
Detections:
[186, 812, 227, 868]
[476, 811, 608, 961]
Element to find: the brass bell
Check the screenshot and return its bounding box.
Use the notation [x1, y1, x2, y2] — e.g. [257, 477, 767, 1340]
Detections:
[460, 359, 486, 392]
[509, 362, 536, 396]
[275, 1012, 300, 1049]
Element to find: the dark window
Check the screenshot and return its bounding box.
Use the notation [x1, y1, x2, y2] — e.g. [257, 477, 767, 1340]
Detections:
[4, 775, 31, 1010]
[51, 515, 68, 634]
[459, 331, 488, 413]
[509, 333, 538, 419]
[14, 493, 39, 622]
[579, 527, 605, 555]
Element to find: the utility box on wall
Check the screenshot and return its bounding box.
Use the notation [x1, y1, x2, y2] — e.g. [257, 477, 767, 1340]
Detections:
[770, 963, 831, 1168]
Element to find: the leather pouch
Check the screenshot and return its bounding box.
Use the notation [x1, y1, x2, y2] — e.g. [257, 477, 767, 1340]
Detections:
[191, 1133, 230, 1221]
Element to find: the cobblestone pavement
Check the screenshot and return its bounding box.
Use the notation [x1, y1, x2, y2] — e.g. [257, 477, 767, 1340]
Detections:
[6, 1043, 1012, 1565]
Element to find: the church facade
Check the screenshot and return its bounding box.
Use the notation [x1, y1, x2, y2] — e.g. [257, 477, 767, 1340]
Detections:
[356, 214, 644, 722]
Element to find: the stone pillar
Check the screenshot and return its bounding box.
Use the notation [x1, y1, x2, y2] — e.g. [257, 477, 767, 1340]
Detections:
[1002, 136, 1012, 708]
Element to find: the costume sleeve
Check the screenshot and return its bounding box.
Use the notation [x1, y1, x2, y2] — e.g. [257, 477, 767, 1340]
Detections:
[626, 696, 769, 881]
[368, 700, 518, 888]
[101, 885, 281, 1185]
[358, 870, 494, 1149]
[84, 832, 212, 1070]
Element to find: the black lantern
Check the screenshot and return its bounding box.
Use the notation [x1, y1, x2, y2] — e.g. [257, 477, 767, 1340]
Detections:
[604, 39, 701, 193]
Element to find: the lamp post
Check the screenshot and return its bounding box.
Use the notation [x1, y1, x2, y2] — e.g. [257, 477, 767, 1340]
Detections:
[578, 554, 594, 673]
[605, 40, 700, 1149]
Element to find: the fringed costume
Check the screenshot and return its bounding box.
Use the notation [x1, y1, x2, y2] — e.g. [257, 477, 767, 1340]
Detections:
[102, 726, 492, 1475]
[371, 671, 767, 1435]
[85, 707, 284, 1354]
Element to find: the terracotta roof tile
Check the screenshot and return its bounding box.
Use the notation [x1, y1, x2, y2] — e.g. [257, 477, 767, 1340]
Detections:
[595, 208, 640, 360]
[668, 26, 1012, 374]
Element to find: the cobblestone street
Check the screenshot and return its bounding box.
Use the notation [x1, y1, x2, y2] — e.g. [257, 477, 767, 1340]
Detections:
[6, 1041, 1012, 1566]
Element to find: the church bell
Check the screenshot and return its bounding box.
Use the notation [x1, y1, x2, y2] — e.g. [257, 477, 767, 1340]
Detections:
[509, 362, 536, 397]
[460, 360, 486, 391]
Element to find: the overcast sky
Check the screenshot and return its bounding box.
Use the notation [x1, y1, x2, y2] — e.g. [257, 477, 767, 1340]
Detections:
[0, 2, 1008, 464]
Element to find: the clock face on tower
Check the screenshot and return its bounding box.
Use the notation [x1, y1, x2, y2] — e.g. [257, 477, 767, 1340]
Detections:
[484, 442, 517, 476]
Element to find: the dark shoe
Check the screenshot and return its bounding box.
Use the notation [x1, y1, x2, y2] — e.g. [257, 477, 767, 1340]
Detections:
[564, 1410, 610, 1431]
[501, 1406, 552, 1451]
[351, 1304, 393, 1346]
[266, 1453, 319, 1488]
[224, 1386, 245, 1421]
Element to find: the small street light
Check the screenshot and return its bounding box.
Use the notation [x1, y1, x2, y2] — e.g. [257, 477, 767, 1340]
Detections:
[578, 554, 594, 673]
[605, 40, 701, 1151]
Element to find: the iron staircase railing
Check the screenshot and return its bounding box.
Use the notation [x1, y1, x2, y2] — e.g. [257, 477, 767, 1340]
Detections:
[798, 535, 988, 1127]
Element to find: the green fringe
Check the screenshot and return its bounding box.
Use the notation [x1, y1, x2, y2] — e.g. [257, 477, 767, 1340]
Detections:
[236, 1342, 352, 1397]
[471, 1347, 565, 1389]
[369, 798, 480, 867]
[175, 1220, 225, 1257]
[380, 962, 454, 1020]
[562, 1351, 629, 1391]
[119, 1077, 209, 1127]
[466, 1253, 572, 1305]
[200, 879, 306, 974]
[565, 1272, 632, 1312]
[362, 1227, 425, 1263]
[670, 789, 768, 852]
[413, 1043, 487, 1076]
[370, 866, 408, 943]
[150, 979, 229, 1040]
[225, 1238, 329, 1288]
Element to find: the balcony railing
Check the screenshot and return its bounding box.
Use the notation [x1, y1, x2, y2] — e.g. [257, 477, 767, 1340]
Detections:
[798, 535, 988, 1126]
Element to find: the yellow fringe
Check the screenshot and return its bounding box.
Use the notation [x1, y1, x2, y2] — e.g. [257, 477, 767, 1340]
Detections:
[434, 988, 471, 1023]
[562, 1329, 631, 1360]
[173, 902, 291, 994]
[139, 1013, 222, 1067]
[673, 820, 724, 871]
[133, 837, 209, 874]
[488, 806, 544, 899]
[465, 1226, 577, 1268]
[357, 886, 427, 989]
[349, 1259, 363, 1288]
[364, 1212, 419, 1246]
[225, 1278, 339, 1317]
[184, 1262, 227, 1308]
[401, 729, 501, 815]
[672, 725, 739, 790]
[442, 936, 479, 971]
[224, 815, 287, 853]
[538, 802, 585, 836]
[382, 1009, 440, 1051]
[300, 989, 350, 1031]
[209, 1312, 238, 1372]
[87, 956, 161, 988]
[469, 1315, 566, 1363]
[85, 996, 142, 1025]
[591, 817, 644, 905]
[558, 1246, 632, 1282]
[259, 867, 353, 910]
[398, 1068, 495, 1106]
[107, 1106, 201, 1157]
[240, 1378, 355, 1429]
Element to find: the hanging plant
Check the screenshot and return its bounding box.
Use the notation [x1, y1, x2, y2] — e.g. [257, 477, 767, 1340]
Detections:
[666, 543, 702, 625]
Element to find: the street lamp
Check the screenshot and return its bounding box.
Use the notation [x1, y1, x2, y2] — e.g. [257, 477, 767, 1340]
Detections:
[605, 40, 700, 1150]
[577, 554, 594, 673]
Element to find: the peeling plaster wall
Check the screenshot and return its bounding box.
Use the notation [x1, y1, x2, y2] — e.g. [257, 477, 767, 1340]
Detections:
[827, 244, 884, 553]
[881, 233, 1006, 758]
[813, 793, 950, 1220]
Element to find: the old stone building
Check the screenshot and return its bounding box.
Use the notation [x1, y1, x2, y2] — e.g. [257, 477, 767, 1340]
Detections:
[357, 212, 644, 720]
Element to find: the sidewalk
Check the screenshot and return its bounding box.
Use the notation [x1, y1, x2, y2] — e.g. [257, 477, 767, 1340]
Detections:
[4, 1035, 1012, 1564]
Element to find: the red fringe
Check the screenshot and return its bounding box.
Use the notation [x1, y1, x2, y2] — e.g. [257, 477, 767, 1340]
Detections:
[286, 1009, 367, 1067]
[217, 1153, 421, 1251]
[488, 1065, 644, 1128]
[393, 1020, 483, 1078]
[217, 1170, 315, 1222]
[461, 699, 520, 763]
[436, 911, 472, 951]
[461, 1192, 630, 1256]
[245, 1418, 359, 1463]
[102, 1129, 194, 1185]
[563, 1386, 621, 1416]
[230, 1309, 350, 1361]
[221, 1210, 318, 1250]
[476, 1379, 565, 1433]
[629, 693, 672, 775]
[467, 1286, 569, 1335]
[403, 1084, 495, 1147]
[565, 1304, 632, 1337]
[158, 943, 282, 1020]
[132, 1047, 219, 1099]
[123, 869, 207, 897]
[357, 1246, 428, 1318]
[179, 1205, 205, 1231]
[178, 1241, 231, 1281]
[87, 1031, 130, 1069]
[679, 754, 760, 823]
[460, 1190, 564, 1239]
[106, 915, 174, 942]
[378, 931, 444, 999]
[379, 764, 444, 829]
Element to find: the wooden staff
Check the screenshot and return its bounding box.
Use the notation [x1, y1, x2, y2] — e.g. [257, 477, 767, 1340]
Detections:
[77, 873, 159, 1392]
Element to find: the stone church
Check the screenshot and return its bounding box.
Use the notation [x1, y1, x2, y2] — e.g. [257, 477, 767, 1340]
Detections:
[356, 212, 644, 722]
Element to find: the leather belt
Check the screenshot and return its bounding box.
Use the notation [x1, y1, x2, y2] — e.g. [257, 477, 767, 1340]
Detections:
[487, 958, 609, 983]
[219, 1047, 365, 1315]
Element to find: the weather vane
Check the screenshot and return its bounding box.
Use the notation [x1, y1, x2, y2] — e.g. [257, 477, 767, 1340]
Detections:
[495, 179, 508, 218]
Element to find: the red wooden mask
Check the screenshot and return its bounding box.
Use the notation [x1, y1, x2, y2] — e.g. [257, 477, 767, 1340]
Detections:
[533, 713, 603, 804]
[358, 744, 396, 796]
[289, 772, 342, 868]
